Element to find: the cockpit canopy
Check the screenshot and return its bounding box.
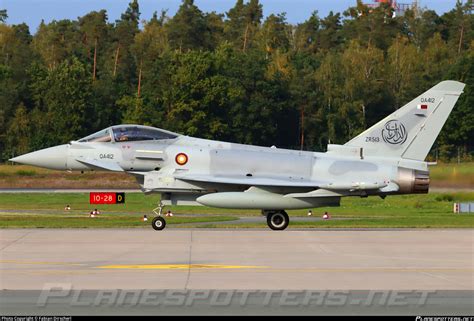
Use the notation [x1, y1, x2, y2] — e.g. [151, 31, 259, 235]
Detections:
[78, 125, 179, 143]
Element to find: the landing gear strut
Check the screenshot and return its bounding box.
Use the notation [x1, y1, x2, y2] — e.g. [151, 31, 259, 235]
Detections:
[151, 202, 167, 231]
[264, 210, 289, 231]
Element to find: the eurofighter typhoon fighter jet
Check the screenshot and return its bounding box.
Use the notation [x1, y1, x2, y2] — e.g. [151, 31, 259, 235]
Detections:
[10, 81, 465, 230]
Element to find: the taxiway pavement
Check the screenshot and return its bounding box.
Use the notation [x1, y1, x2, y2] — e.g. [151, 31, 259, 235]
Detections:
[1, 229, 472, 290]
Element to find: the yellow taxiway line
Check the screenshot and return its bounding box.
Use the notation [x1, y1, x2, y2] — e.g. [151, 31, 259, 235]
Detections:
[1, 260, 472, 274]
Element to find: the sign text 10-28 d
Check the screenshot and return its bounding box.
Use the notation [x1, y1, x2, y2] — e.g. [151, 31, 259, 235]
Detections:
[90, 192, 125, 204]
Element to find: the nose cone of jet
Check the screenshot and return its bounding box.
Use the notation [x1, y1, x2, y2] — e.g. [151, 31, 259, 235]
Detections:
[9, 144, 68, 170]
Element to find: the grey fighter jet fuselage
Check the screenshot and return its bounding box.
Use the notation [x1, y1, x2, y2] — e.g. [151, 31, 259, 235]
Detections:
[10, 81, 466, 230]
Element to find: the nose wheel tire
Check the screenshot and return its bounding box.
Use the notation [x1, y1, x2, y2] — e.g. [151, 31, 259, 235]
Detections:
[152, 216, 166, 231]
[266, 211, 289, 231]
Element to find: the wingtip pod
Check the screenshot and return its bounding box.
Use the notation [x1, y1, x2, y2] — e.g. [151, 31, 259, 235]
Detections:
[431, 80, 466, 93]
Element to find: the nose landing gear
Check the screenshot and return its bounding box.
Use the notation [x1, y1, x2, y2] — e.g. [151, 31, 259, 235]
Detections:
[152, 216, 166, 230]
[151, 202, 167, 231]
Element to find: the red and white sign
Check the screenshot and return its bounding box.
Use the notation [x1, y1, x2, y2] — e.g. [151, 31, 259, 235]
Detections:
[90, 192, 125, 204]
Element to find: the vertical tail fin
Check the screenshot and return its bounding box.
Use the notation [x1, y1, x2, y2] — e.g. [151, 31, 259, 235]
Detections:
[344, 81, 465, 161]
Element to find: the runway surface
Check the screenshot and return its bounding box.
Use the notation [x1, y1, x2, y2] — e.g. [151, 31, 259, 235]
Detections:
[1, 229, 473, 291]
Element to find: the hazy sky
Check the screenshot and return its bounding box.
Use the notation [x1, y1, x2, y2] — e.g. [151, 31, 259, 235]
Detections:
[1, 0, 461, 32]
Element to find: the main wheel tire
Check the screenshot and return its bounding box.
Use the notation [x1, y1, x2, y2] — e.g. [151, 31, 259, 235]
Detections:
[152, 216, 166, 230]
[266, 211, 289, 231]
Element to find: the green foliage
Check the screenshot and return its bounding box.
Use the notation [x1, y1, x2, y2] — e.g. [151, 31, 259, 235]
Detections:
[437, 49, 474, 160]
[5, 103, 31, 157]
[0, 0, 472, 161]
[224, 0, 263, 51]
[435, 194, 454, 202]
[117, 95, 151, 125]
[28, 58, 93, 148]
[166, 0, 210, 51]
[15, 169, 36, 177]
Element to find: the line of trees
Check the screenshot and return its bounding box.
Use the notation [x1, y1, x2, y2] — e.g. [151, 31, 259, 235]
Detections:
[0, 0, 472, 161]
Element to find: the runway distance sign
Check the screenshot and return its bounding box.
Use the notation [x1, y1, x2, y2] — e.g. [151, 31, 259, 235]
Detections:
[90, 192, 125, 204]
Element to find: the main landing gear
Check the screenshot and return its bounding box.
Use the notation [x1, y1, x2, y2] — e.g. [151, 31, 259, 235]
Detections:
[151, 202, 166, 231]
[263, 210, 290, 231]
[151, 203, 291, 231]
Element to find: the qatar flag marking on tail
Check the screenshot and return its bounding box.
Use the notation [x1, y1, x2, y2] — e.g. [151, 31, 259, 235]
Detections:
[417, 104, 428, 110]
